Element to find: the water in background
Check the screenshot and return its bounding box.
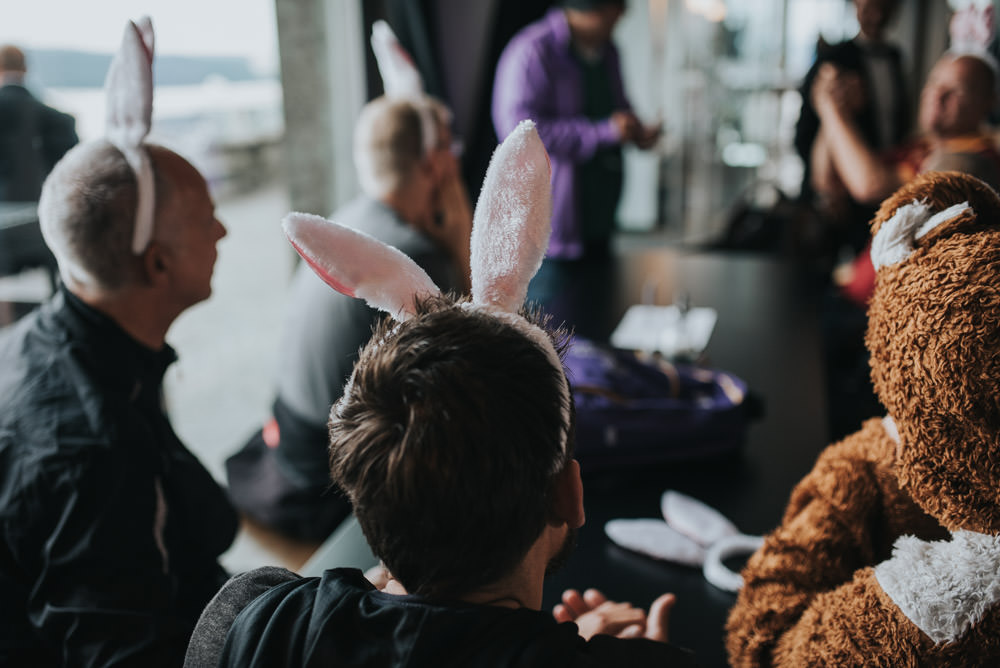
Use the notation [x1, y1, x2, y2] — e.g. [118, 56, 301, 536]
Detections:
[44, 78, 285, 197]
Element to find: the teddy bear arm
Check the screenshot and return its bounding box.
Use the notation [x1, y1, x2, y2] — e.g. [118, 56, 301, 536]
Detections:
[726, 460, 883, 667]
[771, 567, 927, 667]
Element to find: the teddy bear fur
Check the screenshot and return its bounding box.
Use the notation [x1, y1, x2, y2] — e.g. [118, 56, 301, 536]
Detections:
[726, 171, 1000, 666]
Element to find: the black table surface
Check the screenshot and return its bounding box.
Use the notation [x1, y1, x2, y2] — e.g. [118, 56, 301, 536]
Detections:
[539, 247, 829, 667]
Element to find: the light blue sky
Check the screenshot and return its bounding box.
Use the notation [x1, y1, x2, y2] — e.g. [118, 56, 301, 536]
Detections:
[0, 0, 279, 73]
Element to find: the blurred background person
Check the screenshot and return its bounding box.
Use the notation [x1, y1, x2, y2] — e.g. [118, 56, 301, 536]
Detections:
[225, 94, 470, 545]
[491, 0, 660, 333]
[794, 0, 908, 260]
[811, 49, 999, 442]
[0, 45, 78, 202]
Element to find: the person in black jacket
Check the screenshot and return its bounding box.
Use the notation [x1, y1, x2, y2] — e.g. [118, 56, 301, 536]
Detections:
[0, 139, 237, 666]
[186, 297, 695, 667]
[0, 45, 78, 202]
[794, 0, 908, 255]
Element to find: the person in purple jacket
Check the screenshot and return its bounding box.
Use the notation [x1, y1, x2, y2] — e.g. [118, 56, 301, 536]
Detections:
[491, 0, 659, 331]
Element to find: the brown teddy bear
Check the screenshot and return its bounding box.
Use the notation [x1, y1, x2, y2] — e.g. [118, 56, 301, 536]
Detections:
[726, 171, 1000, 667]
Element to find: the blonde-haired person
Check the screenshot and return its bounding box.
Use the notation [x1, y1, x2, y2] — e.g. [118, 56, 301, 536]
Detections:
[225, 94, 471, 544]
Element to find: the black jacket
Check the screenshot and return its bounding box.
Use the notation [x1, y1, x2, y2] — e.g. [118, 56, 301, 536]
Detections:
[0, 83, 78, 202]
[0, 288, 238, 667]
[201, 568, 697, 667]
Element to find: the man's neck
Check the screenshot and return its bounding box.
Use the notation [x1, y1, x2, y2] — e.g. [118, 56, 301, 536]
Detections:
[0, 72, 26, 86]
[70, 284, 173, 350]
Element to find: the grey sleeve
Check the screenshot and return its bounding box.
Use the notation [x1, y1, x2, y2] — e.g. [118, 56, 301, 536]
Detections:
[184, 566, 300, 668]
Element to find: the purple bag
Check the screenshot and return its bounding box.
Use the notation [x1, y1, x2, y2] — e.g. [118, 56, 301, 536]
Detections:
[564, 337, 756, 469]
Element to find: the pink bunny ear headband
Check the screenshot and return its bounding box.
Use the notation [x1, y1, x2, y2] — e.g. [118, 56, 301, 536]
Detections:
[370, 19, 442, 155]
[605, 491, 764, 592]
[105, 16, 156, 254]
[283, 120, 569, 470]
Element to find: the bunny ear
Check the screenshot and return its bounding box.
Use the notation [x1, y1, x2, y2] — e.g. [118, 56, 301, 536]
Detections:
[471, 120, 552, 313]
[105, 17, 155, 254]
[604, 519, 707, 566]
[371, 20, 424, 99]
[661, 490, 740, 547]
[282, 212, 441, 321]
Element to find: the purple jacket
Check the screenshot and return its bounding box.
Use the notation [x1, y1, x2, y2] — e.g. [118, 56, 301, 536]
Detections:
[492, 8, 631, 259]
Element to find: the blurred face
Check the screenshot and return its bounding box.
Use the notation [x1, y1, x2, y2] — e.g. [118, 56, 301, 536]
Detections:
[153, 150, 227, 309]
[855, 0, 899, 41]
[565, 4, 625, 48]
[919, 56, 993, 139]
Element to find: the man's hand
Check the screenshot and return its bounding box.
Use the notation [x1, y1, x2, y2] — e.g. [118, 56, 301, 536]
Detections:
[553, 588, 676, 642]
[611, 110, 641, 143]
[812, 64, 865, 118]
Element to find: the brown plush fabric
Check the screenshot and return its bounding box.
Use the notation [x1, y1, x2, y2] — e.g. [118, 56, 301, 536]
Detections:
[727, 172, 1000, 666]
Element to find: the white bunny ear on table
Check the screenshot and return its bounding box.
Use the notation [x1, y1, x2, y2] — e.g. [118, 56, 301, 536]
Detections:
[282, 212, 441, 321]
[105, 17, 156, 254]
[661, 490, 740, 546]
[471, 120, 552, 314]
[605, 519, 707, 567]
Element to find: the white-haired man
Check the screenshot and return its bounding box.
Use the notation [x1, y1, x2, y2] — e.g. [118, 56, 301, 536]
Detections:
[0, 139, 237, 666]
[225, 94, 471, 544]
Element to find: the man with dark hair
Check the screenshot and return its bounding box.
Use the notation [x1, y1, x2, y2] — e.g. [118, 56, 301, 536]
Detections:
[186, 295, 695, 667]
[0, 44, 78, 201]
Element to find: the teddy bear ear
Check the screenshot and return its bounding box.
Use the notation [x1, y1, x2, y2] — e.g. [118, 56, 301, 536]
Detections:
[870, 171, 1000, 270]
[470, 120, 552, 313]
[282, 212, 441, 321]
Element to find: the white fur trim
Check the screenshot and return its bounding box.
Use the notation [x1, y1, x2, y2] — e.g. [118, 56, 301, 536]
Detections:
[604, 519, 706, 566]
[703, 533, 763, 592]
[874, 530, 1000, 645]
[882, 415, 900, 443]
[871, 200, 971, 270]
[471, 120, 552, 314]
[661, 490, 739, 546]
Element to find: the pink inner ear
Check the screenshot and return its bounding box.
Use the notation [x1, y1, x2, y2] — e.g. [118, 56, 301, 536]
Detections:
[287, 237, 357, 298]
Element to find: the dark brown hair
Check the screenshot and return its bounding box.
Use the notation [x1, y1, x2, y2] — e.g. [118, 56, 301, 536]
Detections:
[328, 295, 572, 599]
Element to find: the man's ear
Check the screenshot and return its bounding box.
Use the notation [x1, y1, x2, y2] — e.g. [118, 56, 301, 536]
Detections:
[141, 240, 170, 287]
[550, 459, 585, 530]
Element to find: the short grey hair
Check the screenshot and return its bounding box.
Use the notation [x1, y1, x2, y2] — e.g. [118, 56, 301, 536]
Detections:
[353, 95, 450, 199]
[38, 140, 170, 291]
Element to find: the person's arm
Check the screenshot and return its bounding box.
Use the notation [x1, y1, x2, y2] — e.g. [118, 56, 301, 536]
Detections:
[492, 40, 624, 162]
[812, 64, 901, 204]
[17, 448, 197, 667]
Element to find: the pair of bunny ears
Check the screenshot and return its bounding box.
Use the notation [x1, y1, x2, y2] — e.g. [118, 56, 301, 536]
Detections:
[283, 120, 569, 466]
[605, 490, 764, 592]
[870, 200, 972, 270]
[105, 17, 156, 254]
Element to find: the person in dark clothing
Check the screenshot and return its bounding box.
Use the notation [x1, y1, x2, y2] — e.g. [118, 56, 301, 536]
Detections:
[0, 24, 237, 666]
[188, 302, 694, 668]
[794, 0, 907, 255]
[0, 45, 78, 202]
[186, 121, 694, 667]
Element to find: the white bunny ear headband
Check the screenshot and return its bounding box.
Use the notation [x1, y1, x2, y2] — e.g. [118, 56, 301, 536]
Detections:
[605, 491, 764, 592]
[283, 120, 568, 469]
[948, 1, 999, 75]
[104, 16, 156, 254]
[870, 199, 973, 270]
[370, 19, 442, 155]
